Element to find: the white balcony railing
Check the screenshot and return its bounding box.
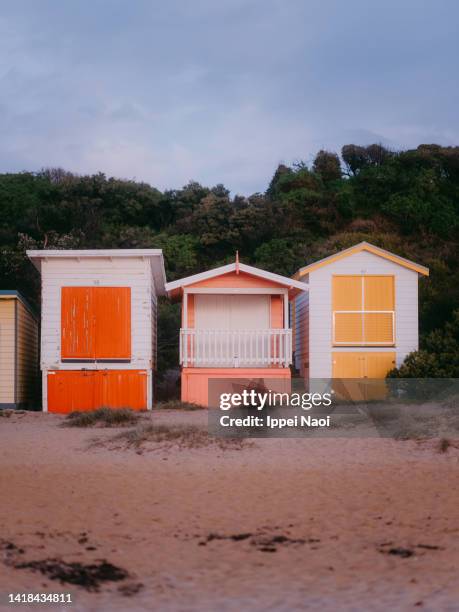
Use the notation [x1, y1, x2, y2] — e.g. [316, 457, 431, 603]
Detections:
[180, 328, 292, 368]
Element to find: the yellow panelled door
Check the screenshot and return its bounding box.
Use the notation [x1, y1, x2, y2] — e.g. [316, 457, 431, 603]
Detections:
[332, 352, 365, 378]
[332, 352, 396, 378]
[365, 352, 396, 378]
[332, 352, 366, 401]
[332, 351, 396, 400]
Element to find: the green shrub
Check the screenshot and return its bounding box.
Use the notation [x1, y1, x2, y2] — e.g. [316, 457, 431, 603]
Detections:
[389, 310, 459, 378]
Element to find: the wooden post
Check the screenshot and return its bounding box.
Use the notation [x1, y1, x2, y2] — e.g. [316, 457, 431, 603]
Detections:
[284, 293, 289, 367]
[183, 290, 188, 366]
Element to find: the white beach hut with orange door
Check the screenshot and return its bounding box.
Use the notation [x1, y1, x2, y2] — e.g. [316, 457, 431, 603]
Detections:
[292, 242, 429, 383]
[27, 249, 166, 413]
[166, 255, 307, 406]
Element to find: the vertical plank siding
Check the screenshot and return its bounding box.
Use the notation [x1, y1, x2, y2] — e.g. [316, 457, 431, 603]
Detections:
[0, 298, 39, 408]
[16, 300, 39, 407]
[293, 287, 309, 376]
[0, 300, 16, 404]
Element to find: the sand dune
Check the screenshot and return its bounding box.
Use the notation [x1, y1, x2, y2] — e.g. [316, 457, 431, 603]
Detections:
[1, 410, 458, 611]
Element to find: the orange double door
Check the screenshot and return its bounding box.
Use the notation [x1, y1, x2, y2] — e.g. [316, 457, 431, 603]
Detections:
[47, 370, 147, 413]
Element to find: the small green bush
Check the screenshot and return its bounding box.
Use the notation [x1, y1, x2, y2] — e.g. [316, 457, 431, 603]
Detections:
[388, 309, 459, 378]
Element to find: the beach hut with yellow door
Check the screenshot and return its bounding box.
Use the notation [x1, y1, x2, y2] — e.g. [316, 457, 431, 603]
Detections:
[292, 242, 429, 390]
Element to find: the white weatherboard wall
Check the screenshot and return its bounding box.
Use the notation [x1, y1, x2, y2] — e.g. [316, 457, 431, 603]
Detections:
[40, 256, 156, 410]
[296, 251, 419, 379]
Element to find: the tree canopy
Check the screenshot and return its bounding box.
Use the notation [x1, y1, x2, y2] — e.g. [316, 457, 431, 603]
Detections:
[1, 143, 457, 378]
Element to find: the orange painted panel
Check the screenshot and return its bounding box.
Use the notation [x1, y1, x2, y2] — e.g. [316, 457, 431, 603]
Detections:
[181, 367, 291, 407]
[48, 370, 98, 413]
[47, 370, 147, 413]
[186, 294, 195, 327]
[94, 287, 131, 359]
[270, 295, 283, 328]
[61, 287, 131, 360]
[61, 287, 94, 359]
[364, 276, 394, 310]
[188, 271, 287, 289]
[332, 276, 362, 311]
[97, 370, 146, 409]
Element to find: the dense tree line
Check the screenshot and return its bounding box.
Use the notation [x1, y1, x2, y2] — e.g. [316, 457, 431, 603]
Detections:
[0, 144, 457, 377]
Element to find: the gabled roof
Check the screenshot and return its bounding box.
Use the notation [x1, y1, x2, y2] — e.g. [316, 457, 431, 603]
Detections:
[295, 242, 429, 278]
[26, 249, 167, 295]
[166, 262, 308, 295]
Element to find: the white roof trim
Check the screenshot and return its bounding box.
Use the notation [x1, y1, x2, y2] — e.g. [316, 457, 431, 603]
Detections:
[27, 249, 163, 259]
[26, 249, 167, 295]
[297, 241, 429, 276]
[165, 262, 308, 292]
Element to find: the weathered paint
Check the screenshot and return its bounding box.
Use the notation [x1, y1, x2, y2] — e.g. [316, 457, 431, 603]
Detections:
[181, 367, 292, 407]
[61, 287, 94, 359]
[47, 369, 147, 413]
[61, 287, 131, 359]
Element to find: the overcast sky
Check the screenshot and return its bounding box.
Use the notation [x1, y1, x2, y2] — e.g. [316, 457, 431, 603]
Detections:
[1, 0, 458, 194]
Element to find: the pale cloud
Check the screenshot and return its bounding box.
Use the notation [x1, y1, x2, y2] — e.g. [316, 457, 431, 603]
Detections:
[0, 0, 457, 193]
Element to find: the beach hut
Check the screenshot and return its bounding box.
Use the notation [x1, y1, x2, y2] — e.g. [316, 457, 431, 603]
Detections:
[292, 242, 429, 385]
[0, 291, 39, 409]
[166, 256, 307, 406]
[27, 250, 166, 413]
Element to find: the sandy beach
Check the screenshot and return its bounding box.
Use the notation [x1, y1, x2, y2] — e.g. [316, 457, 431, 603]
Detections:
[1, 409, 459, 612]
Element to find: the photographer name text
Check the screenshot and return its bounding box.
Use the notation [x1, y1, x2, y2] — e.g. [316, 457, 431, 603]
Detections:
[220, 415, 331, 429]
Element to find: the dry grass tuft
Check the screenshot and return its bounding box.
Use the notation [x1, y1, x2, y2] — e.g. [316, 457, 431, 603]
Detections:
[155, 400, 203, 411]
[63, 408, 142, 428]
[103, 423, 250, 451]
